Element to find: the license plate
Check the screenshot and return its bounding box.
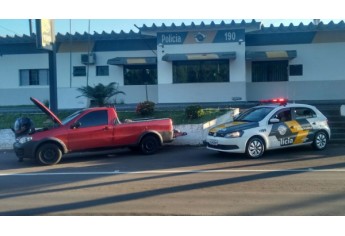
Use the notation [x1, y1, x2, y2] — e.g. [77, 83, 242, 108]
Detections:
[209, 139, 218, 146]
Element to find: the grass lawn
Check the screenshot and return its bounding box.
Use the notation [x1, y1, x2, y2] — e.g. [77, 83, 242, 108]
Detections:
[0, 108, 229, 129]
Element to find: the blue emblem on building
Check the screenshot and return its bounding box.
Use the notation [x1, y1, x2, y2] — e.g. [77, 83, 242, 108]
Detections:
[194, 32, 206, 42]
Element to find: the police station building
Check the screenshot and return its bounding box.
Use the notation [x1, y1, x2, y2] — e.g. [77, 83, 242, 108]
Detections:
[1, 20, 345, 108]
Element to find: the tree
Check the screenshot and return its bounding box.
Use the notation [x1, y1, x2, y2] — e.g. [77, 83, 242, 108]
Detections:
[77, 82, 125, 107]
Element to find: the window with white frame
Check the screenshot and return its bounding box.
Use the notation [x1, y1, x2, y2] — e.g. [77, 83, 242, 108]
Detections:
[19, 69, 49, 86]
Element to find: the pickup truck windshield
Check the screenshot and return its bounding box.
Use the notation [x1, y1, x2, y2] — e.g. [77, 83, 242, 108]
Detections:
[235, 107, 274, 122]
[61, 110, 83, 125]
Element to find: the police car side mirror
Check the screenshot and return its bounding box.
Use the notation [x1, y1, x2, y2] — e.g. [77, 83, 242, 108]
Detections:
[341, 105, 345, 117]
[233, 114, 239, 120]
[269, 118, 280, 124]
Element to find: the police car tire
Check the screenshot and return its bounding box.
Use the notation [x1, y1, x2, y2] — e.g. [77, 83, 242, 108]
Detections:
[246, 137, 265, 158]
[312, 131, 328, 150]
[36, 143, 62, 165]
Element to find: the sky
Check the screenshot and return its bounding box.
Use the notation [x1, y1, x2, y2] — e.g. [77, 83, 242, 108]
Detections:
[0, 19, 343, 37]
[1, 0, 344, 37]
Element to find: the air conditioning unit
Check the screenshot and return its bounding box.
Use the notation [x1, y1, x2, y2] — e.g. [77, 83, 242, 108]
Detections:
[81, 53, 96, 65]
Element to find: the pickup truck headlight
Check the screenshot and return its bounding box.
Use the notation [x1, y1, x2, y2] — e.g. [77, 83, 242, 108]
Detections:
[17, 136, 33, 144]
[225, 131, 243, 138]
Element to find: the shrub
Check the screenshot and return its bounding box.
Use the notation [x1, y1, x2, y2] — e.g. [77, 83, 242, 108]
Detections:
[43, 99, 50, 108]
[136, 101, 155, 116]
[185, 105, 205, 119]
[76, 82, 125, 107]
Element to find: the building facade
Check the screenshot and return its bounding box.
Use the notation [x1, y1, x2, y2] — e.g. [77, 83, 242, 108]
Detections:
[1, 20, 345, 108]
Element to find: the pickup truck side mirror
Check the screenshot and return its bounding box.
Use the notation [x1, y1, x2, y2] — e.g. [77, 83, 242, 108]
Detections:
[71, 122, 81, 129]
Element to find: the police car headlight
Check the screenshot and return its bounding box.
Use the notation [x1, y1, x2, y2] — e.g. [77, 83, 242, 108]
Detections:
[17, 136, 33, 144]
[225, 131, 243, 138]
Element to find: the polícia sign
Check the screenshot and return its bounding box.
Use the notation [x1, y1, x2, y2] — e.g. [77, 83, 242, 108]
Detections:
[158, 29, 245, 45]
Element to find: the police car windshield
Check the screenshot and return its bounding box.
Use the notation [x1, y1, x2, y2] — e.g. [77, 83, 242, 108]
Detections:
[235, 107, 274, 122]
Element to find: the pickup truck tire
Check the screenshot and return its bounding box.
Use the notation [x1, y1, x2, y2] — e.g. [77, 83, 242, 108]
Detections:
[140, 135, 159, 155]
[36, 143, 62, 165]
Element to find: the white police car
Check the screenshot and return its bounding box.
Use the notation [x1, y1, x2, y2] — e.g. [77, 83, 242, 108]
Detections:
[206, 98, 331, 158]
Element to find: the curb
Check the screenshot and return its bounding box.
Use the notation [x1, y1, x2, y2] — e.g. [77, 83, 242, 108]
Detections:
[0, 129, 15, 150]
[171, 109, 237, 145]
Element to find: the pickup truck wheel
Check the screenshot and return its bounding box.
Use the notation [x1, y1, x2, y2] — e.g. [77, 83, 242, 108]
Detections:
[36, 143, 62, 165]
[140, 136, 159, 155]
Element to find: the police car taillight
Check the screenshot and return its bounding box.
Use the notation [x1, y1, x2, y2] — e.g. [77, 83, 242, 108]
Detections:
[260, 98, 288, 105]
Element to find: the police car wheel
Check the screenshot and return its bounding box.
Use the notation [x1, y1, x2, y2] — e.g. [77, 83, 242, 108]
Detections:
[36, 143, 62, 165]
[246, 137, 265, 158]
[312, 131, 328, 150]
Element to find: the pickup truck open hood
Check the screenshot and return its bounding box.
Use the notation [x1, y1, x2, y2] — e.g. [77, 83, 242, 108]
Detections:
[30, 97, 63, 126]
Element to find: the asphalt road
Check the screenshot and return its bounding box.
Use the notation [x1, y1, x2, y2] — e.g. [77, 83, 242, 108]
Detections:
[1, 144, 345, 216]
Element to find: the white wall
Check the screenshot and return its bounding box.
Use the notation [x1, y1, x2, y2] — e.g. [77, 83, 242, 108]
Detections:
[57, 85, 158, 108]
[120, 85, 158, 103]
[156, 42, 247, 103]
[55, 50, 157, 107]
[0, 53, 49, 88]
[247, 80, 345, 101]
[157, 83, 245, 103]
[2, 40, 345, 107]
[245, 42, 345, 101]
[0, 88, 49, 106]
[247, 42, 345, 82]
[0, 53, 50, 105]
[0, 50, 159, 107]
[294, 42, 345, 81]
[56, 50, 156, 88]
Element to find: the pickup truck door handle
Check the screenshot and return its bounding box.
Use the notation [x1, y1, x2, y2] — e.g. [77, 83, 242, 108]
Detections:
[103, 126, 111, 131]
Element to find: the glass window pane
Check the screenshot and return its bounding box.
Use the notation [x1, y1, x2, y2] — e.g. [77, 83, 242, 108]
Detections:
[173, 60, 229, 83]
[96, 66, 109, 76]
[19, 70, 29, 86]
[289, 65, 303, 76]
[29, 70, 39, 85]
[124, 65, 157, 85]
[73, 66, 86, 76]
[294, 108, 316, 119]
[252, 61, 288, 82]
[77, 110, 108, 128]
[39, 69, 49, 85]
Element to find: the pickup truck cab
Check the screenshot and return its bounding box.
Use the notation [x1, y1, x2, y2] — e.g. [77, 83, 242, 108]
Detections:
[14, 97, 176, 165]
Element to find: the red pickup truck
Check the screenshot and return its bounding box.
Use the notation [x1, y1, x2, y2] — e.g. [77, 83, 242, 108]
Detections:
[13, 97, 180, 165]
